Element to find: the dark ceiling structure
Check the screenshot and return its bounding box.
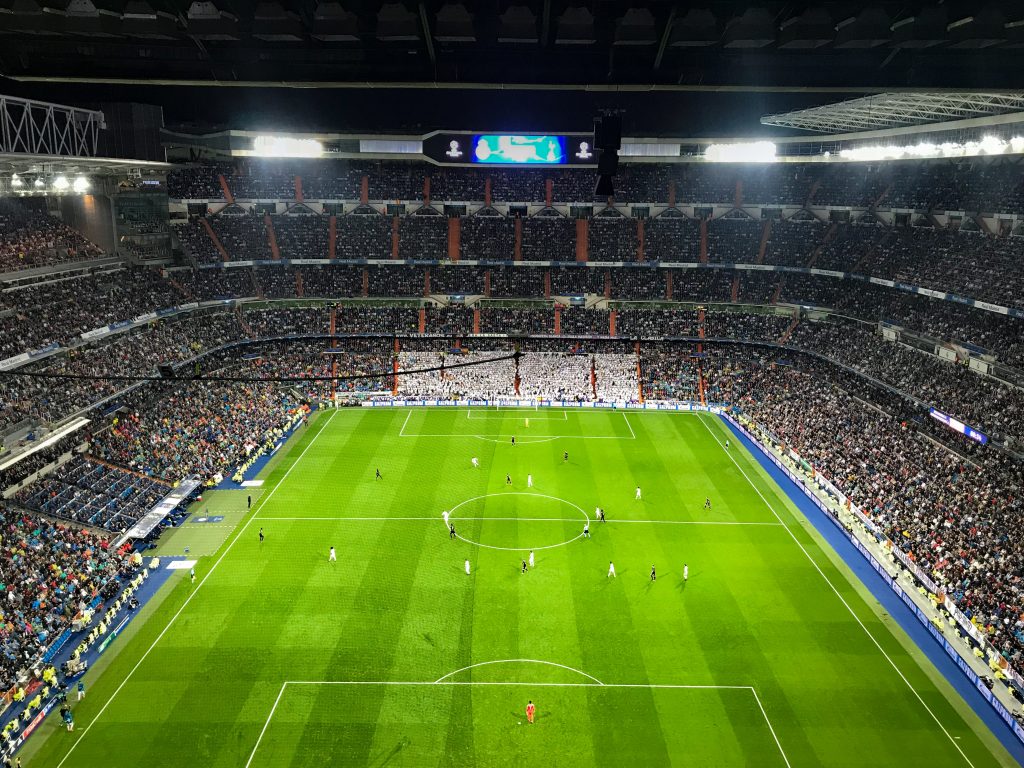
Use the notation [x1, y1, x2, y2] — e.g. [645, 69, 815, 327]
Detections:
[2, 1, 1024, 91]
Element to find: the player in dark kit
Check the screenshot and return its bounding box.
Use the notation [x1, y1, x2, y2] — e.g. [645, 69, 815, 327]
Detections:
[563, 451, 568, 462]
[522, 559, 528, 573]
[450, 524, 457, 539]
[259, 527, 264, 543]
[704, 497, 712, 509]
[650, 565, 656, 581]
[375, 468, 382, 480]
[506, 474, 512, 485]
[511, 436, 516, 446]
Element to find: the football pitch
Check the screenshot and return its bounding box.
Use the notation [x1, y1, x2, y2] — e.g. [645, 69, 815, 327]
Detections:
[29, 408, 1017, 767]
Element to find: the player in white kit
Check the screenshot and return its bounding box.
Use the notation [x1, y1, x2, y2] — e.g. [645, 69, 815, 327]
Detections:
[527, 474, 533, 488]
[472, 457, 479, 468]
[608, 561, 616, 578]
[329, 546, 336, 562]
[635, 486, 642, 500]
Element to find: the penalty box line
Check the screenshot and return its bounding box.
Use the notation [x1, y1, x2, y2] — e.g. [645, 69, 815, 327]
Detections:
[246, 680, 790, 768]
[466, 409, 569, 421]
[399, 409, 636, 440]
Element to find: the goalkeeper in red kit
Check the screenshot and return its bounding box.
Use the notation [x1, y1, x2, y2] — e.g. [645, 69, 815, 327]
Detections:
[526, 700, 536, 724]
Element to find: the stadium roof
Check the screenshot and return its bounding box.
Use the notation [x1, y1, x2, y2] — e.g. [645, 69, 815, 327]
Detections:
[4, 2, 1024, 93]
[761, 92, 1024, 134]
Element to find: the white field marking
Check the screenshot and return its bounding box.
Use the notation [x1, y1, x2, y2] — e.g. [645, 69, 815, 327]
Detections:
[247, 681, 788, 768]
[256, 516, 782, 526]
[56, 409, 339, 768]
[399, 409, 412, 437]
[244, 681, 288, 768]
[445, 491, 590, 551]
[434, 659, 605, 684]
[698, 414, 976, 768]
[466, 409, 568, 421]
[473, 435, 560, 445]
[623, 412, 636, 439]
[750, 687, 793, 768]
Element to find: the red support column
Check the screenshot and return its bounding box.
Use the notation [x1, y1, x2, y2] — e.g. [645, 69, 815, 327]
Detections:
[604, 270, 611, 298]
[484, 177, 492, 207]
[295, 176, 303, 203]
[484, 270, 492, 297]
[473, 308, 481, 334]
[545, 179, 553, 207]
[553, 305, 561, 335]
[514, 218, 523, 261]
[418, 308, 426, 333]
[328, 215, 337, 259]
[448, 217, 460, 261]
[668, 180, 676, 208]
[391, 216, 400, 259]
[360, 176, 369, 205]
[544, 269, 551, 299]
[609, 310, 616, 336]
[637, 219, 645, 262]
[423, 176, 431, 207]
[424, 267, 431, 296]
[666, 270, 673, 300]
[575, 218, 588, 262]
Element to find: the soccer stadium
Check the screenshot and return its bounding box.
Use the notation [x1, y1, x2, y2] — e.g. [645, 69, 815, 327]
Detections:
[1, 4, 1024, 766]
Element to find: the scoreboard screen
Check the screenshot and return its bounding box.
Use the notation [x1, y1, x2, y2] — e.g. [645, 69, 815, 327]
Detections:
[471, 135, 565, 165]
[422, 132, 596, 166]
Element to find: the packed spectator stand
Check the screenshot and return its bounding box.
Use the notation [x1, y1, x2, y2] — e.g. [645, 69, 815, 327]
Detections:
[6, 158, 1024, 709]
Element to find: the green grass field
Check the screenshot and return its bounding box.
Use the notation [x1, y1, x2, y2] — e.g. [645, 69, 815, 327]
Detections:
[28, 408, 1017, 767]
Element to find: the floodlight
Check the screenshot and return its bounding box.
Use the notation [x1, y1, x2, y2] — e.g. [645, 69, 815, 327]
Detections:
[73, 176, 90, 193]
[33, 178, 44, 189]
[10, 174, 22, 188]
[52, 175, 70, 192]
[252, 135, 323, 158]
[704, 141, 777, 163]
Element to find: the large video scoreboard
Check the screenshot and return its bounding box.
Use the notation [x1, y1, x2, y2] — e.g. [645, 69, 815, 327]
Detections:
[422, 133, 597, 166]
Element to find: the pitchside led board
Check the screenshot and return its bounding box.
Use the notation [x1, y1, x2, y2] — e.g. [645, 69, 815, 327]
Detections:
[422, 133, 597, 166]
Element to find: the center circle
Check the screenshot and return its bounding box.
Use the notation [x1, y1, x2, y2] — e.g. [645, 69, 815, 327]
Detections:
[447, 492, 590, 551]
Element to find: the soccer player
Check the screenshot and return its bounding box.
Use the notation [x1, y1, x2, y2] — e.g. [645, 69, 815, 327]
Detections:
[375, 468, 382, 480]
[449, 524, 457, 540]
[528, 550, 535, 568]
[329, 546, 337, 562]
[704, 497, 712, 510]
[190, 567, 195, 584]
[527, 474, 533, 488]
[635, 486, 642, 500]
[563, 451, 569, 463]
[443, 510, 450, 527]
[650, 565, 656, 582]
[526, 700, 536, 724]
[521, 559, 528, 574]
[506, 473, 512, 485]
[247, 495, 252, 509]
[607, 561, 616, 578]
[465, 559, 471, 575]
[599, 508, 606, 522]
[583, 522, 590, 538]
[472, 457, 479, 468]
[259, 527, 265, 544]
[77, 680, 85, 701]
[511, 436, 516, 446]
[725, 439, 730, 449]
[683, 563, 689, 582]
